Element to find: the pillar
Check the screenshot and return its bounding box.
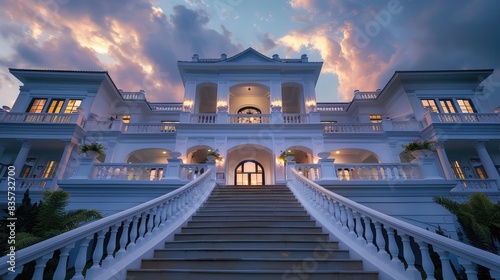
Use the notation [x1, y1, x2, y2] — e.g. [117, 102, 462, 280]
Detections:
[474, 141, 499, 180]
[13, 140, 32, 175]
[320, 158, 338, 180]
[54, 141, 77, 184]
[435, 142, 455, 180]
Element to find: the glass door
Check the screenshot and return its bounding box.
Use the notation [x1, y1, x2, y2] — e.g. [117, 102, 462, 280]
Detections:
[235, 160, 264, 185]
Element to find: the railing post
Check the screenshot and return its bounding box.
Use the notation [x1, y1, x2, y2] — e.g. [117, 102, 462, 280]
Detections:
[319, 158, 338, 180]
[69, 156, 98, 179]
[163, 158, 182, 181]
[412, 154, 443, 179]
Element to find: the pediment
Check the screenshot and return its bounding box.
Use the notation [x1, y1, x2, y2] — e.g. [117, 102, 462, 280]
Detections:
[224, 48, 276, 63]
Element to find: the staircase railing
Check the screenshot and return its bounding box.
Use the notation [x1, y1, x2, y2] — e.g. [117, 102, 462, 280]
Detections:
[287, 168, 500, 280]
[0, 170, 215, 280]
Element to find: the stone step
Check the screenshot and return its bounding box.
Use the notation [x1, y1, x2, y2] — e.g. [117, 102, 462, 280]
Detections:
[202, 202, 301, 207]
[206, 197, 297, 201]
[190, 215, 312, 221]
[187, 220, 317, 227]
[195, 210, 307, 216]
[153, 248, 350, 259]
[140, 258, 364, 270]
[127, 269, 378, 280]
[163, 240, 339, 249]
[174, 233, 329, 241]
[181, 226, 323, 233]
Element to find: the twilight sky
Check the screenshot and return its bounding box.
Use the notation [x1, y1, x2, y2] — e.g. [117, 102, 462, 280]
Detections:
[1, 0, 500, 108]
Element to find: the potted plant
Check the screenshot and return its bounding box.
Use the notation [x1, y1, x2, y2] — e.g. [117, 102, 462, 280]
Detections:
[279, 150, 295, 163]
[79, 142, 106, 158]
[206, 149, 221, 162]
[402, 139, 436, 157]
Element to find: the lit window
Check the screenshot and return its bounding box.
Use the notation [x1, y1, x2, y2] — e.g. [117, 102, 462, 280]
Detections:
[42, 161, 58, 178]
[27, 99, 47, 113]
[457, 99, 476, 113]
[369, 115, 382, 123]
[450, 161, 465, 179]
[122, 115, 131, 123]
[64, 99, 82, 113]
[439, 99, 456, 114]
[46, 99, 65, 114]
[475, 166, 487, 179]
[421, 99, 439, 113]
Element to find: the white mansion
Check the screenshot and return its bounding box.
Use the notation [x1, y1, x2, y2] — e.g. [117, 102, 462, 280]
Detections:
[1, 48, 499, 279]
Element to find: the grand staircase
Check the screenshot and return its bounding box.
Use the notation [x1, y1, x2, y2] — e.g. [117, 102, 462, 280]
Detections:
[127, 185, 378, 280]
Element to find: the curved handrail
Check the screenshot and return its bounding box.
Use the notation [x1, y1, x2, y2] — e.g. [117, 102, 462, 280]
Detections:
[0, 170, 215, 279]
[287, 168, 500, 279]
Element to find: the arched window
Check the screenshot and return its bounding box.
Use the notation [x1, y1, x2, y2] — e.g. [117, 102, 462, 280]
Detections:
[237, 106, 262, 123]
[234, 160, 264, 185]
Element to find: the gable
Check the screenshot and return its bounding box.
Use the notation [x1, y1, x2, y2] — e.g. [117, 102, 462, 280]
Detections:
[224, 48, 276, 63]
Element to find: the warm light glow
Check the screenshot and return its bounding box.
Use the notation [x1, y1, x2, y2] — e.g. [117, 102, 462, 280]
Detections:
[217, 100, 228, 107]
[183, 99, 193, 110]
[271, 100, 282, 107]
[306, 100, 317, 108]
[335, 151, 340, 154]
[162, 151, 167, 154]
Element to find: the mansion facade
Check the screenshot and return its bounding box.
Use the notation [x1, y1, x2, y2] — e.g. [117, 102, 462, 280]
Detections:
[1, 48, 499, 191]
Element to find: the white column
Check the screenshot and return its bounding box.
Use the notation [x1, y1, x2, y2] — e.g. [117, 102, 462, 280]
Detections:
[270, 80, 282, 105]
[104, 141, 117, 163]
[54, 141, 77, 183]
[435, 142, 455, 180]
[13, 140, 32, 175]
[474, 141, 499, 180]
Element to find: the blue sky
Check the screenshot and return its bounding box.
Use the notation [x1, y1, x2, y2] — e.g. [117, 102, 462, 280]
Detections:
[1, 0, 499, 108]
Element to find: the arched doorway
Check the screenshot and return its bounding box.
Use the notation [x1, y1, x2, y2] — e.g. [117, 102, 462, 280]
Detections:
[237, 106, 262, 123]
[234, 160, 265, 185]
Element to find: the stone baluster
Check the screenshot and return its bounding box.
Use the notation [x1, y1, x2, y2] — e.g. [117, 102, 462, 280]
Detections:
[137, 212, 147, 245]
[53, 245, 73, 279]
[128, 216, 139, 250]
[145, 209, 155, 237]
[435, 248, 455, 280]
[72, 236, 92, 280]
[362, 215, 376, 253]
[401, 234, 420, 278]
[333, 201, 342, 226]
[417, 241, 436, 280]
[374, 222, 390, 261]
[103, 224, 119, 266]
[458, 257, 478, 280]
[87, 229, 107, 277]
[386, 227, 405, 272]
[340, 204, 348, 231]
[346, 208, 356, 239]
[33, 253, 51, 280]
[354, 212, 365, 244]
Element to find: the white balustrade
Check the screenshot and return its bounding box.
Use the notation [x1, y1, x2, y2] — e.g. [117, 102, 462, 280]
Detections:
[14, 178, 52, 189]
[287, 168, 500, 280]
[316, 104, 347, 111]
[335, 163, 419, 181]
[122, 123, 176, 133]
[295, 164, 321, 181]
[191, 114, 217, 123]
[93, 163, 167, 181]
[180, 164, 208, 181]
[228, 114, 270, 124]
[392, 121, 422, 131]
[2, 112, 85, 126]
[283, 114, 309, 123]
[0, 170, 215, 280]
[150, 104, 183, 111]
[456, 179, 498, 191]
[324, 123, 382, 133]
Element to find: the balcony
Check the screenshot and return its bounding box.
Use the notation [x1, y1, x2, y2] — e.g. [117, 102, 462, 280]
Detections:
[0, 111, 86, 127]
[421, 111, 500, 127]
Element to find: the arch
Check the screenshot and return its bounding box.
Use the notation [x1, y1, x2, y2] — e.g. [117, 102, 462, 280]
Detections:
[125, 148, 171, 163]
[187, 145, 215, 164]
[229, 83, 270, 114]
[234, 160, 265, 185]
[328, 148, 381, 164]
[226, 144, 274, 185]
[282, 145, 313, 164]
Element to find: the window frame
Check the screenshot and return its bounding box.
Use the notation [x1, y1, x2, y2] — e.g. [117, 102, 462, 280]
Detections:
[64, 99, 82, 114]
[27, 98, 48, 113]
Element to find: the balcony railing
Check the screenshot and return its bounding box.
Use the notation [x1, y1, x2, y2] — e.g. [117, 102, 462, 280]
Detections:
[1, 112, 85, 127]
[324, 123, 381, 133]
[422, 112, 500, 127]
[283, 114, 309, 124]
[191, 114, 217, 124]
[455, 179, 499, 191]
[122, 123, 176, 133]
[93, 163, 167, 181]
[316, 103, 348, 111]
[335, 163, 419, 180]
[228, 114, 271, 124]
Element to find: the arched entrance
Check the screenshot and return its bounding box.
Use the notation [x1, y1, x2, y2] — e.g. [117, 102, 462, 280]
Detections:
[234, 160, 265, 185]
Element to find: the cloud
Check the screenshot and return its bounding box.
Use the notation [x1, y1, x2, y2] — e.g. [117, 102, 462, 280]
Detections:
[260, 33, 277, 52]
[0, 0, 240, 103]
[282, 0, 500, 100]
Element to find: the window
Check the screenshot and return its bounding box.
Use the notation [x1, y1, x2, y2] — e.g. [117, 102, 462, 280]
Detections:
[369, 115, 382, 123]
[42, 161, 58, 178]
[439, 99, 457, 114]
[46, 99, 65, 113]
[64, 99, 82, 113]
[421, 99, 439, 113]
[450, 161, 465, 179]
[27, 99, 47, 113]
[457, 99, 476, 113]
[237, 106, 262, 123]
[122, 115, 131, 123]
[474, 166, 487, 179]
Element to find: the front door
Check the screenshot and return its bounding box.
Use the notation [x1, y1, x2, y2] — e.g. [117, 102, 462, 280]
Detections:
[235, 160, 264, 185]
